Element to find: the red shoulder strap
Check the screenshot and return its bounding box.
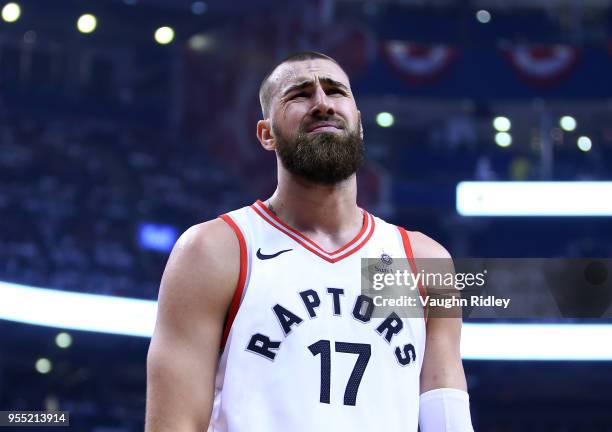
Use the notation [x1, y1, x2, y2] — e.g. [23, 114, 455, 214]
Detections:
[219, 214, 249, 350]
[397, 227, 428, 323]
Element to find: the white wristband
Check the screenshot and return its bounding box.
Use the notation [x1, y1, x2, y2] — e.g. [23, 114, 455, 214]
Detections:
[419, 388, 474, 432]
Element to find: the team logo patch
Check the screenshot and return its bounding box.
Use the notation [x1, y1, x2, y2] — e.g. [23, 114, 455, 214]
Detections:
[373, 252, 394, 274]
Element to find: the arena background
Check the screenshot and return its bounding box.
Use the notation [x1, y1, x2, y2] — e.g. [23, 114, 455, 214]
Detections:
[1, 0, 611, 430]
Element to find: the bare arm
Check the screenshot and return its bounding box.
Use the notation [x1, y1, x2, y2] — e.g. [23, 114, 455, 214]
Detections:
[409, 231, 468, 393]
[420, 315, 467, 392]
[145, 219, 239, 431]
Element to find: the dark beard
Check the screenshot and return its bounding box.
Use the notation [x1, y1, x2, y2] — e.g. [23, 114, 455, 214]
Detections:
[274, 122, 364, 185]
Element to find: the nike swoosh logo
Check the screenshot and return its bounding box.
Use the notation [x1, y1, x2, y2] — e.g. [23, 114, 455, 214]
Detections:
[256, 248, 293, 260]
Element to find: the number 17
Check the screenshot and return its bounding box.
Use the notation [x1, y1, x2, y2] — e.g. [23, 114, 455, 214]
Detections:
[308, 339, 371, 406]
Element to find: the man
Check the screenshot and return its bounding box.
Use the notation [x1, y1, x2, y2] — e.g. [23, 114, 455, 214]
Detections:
[145, 52, 474, 431]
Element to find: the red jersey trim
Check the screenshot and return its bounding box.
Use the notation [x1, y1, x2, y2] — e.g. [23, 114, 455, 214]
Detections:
[254, 200, 369, 255]
[250, 200, 375, 264]
[398, 227, 429, 323]
[219, 214, 248, 349]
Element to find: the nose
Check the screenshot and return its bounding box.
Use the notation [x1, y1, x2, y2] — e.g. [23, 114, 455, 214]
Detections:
[309, 85, 335, 117]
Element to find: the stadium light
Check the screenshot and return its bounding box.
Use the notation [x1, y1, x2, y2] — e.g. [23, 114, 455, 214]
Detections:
[55, 332, 72, 348]
[138, 223, 177, 253]
[495, 132, 512, 147]
[560, 115, 577, 132]
[1, 2, 21, 22]
[493, 116, 511, 132]
[35, 358, 52, 374]
[577, 136, 592, 152]
[461, 323, 612, 361]
[1, 280, 612, 360]
[376, 112, 394, 128]
[188, 34, 213, 51]
[77, 14, 97, 34]
[0, 281, 157, 337]
[191, 1, 207, 15]
[155, 26, 175, 45]
[476, 10, 491, 24]
[457, 181, 612, 216]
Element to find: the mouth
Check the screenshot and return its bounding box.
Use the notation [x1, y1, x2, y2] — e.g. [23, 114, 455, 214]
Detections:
[307, 122, 343, 133]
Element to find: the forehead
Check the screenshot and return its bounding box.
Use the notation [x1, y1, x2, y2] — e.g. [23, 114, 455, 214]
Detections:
[269, 59, 350, 95]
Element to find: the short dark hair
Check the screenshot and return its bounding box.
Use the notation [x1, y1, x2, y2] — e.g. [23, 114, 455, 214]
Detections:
[258, 51, 343, 118]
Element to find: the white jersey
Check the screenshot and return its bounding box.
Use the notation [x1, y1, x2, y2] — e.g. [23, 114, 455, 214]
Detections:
[208, 200, 427, 432]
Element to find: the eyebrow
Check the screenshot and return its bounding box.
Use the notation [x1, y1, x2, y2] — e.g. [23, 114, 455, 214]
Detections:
[280, 77, 349, 98]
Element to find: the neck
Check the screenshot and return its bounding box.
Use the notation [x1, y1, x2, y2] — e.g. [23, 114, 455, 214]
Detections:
[266, 166, 361, 236]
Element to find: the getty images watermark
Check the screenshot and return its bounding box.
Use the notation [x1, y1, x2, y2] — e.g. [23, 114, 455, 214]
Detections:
[370, 267, 510, 309]
[361, 256, 502, 318]
[361, 257, 612, 319]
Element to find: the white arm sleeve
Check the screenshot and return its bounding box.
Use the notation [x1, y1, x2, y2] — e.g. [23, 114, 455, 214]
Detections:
[418, 388, 474, 432]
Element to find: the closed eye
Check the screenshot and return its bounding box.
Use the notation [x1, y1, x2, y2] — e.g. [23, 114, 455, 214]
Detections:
[291, 92, 309, 99]
[290, 88, 346, 99]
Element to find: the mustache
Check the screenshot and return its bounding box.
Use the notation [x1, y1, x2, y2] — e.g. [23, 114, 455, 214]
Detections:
[300, 116, 347, 133]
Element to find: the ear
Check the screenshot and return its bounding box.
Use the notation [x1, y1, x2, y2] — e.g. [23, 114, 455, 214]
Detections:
[358, 110, 364, 140]
[257, 119, 276, 151]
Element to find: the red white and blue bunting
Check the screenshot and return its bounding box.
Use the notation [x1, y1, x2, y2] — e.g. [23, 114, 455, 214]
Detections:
[501, 43, 580, 87]
[381, 40, 458, 85]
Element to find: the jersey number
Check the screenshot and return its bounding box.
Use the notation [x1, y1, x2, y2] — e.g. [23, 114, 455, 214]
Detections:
[308, 339, 371, 406]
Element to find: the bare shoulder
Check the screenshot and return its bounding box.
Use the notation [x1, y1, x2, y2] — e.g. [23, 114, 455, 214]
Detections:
[405, 230, 452, 259]
[173, 218, 238, 264]
[168, 218, 239, 276]
[155, 218, 240, 332]
[406, 231, 460, 325]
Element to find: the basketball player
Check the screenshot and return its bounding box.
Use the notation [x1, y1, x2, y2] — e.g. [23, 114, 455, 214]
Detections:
[145, 52, 474, 431]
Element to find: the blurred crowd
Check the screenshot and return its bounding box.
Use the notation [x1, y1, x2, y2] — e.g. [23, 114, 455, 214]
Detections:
[0, 115, 244, 298]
